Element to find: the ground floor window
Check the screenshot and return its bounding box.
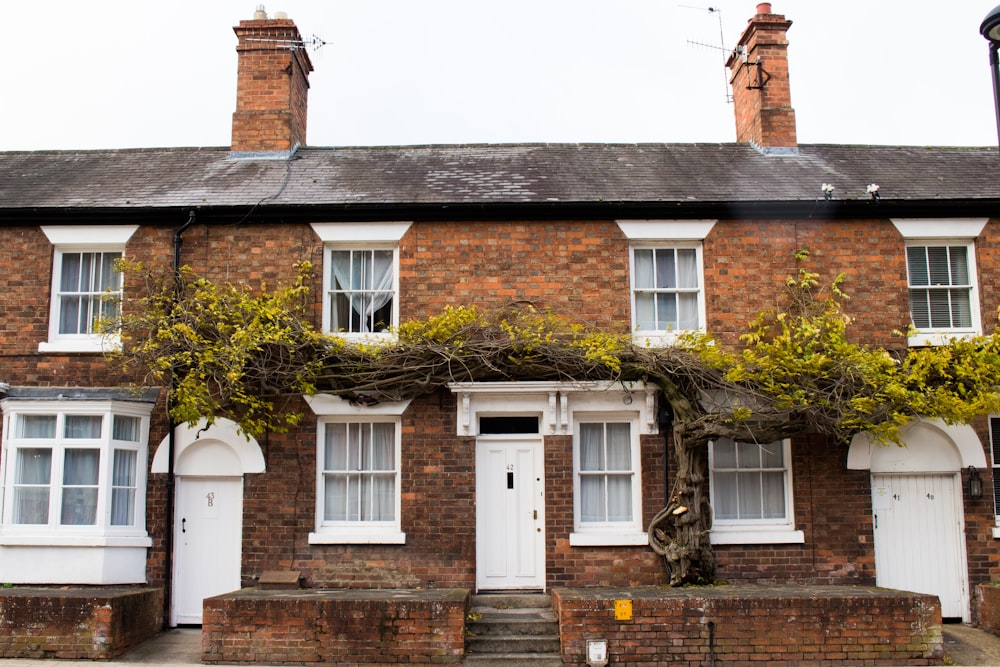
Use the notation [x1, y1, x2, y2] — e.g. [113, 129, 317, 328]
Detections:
[1, 400, 151, 539]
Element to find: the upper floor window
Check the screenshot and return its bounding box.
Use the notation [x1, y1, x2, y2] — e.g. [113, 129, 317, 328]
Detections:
[616, 220, 715, 346]
[0, 399, 152, 540]
[905, 242, 980, 343]
[632, 246, 702, 334]
[311, 222, 412, 340]
[39, 226, 137, 353]
[891, 219, 987, 347]
[327, 248, 396, 334]
[709, 438, 803, 545]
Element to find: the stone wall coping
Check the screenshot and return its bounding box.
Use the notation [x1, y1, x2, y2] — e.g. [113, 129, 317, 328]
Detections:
[554, 583, 938, 602]
[208, 587, 469, 603]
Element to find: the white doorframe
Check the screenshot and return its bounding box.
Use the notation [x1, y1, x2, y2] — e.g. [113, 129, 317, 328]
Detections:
[476, 435, 546, 591]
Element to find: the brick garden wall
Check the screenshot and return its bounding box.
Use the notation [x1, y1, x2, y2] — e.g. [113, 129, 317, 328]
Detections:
[0, 587, 162, 660]
[553, 585, 942, 666]
[202, 588, 468, 665]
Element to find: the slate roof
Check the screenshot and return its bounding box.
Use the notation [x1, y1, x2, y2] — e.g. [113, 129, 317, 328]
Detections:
[1, 143, 998, 217]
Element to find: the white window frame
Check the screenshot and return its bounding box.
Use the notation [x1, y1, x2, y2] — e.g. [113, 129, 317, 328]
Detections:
[892, 219, 987, 347]
[570, 411, 646, 547]
[988, 417, 1000, 535]
[708, 438, 803, 545]
[617, 220, 715, 347]
[0, 399, 152, 547]
[39, 226, 137, 353]
[305, 393, 409, 545]
[311, 222, 411, 342]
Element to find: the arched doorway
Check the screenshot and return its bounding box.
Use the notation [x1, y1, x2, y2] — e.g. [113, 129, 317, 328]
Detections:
[849, 420, 986, 621]
[153, 419, 264, 625]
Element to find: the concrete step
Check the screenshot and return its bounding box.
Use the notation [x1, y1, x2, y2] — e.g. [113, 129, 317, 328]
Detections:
[466, 592, 560, 660]
[464, 653, 563, 667]
[466, 633, 561, 655]
[470, 592, 552, 609]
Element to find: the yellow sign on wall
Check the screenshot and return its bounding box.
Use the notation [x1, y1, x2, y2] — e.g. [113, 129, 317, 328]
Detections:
[614, 599, 632, 621]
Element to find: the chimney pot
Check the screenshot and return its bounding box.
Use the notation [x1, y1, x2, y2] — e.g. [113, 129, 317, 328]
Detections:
[253, 5, 267, 20]
[756, 3, 772, 14]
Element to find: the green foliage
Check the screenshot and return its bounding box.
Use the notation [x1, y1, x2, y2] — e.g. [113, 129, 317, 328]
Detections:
[112, 254, 1000, 447]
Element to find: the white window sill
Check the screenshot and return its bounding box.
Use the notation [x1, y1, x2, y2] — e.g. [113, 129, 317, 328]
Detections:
[632, 331, 698, 348]
[0, 533, 152, 548]
[38, 337, 121, 353]
[908, 331, 980, 347]
[308, 529, 406, 545]
[569, 531, 648, 547]
[710, 528, 804, 545]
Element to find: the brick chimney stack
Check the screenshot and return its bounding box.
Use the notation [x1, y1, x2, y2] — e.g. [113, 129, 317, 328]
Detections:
[231, 7, 313, 157]
[726, 3, 797, 153]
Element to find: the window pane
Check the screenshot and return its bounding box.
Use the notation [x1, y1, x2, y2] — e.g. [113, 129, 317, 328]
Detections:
[759, 441, 784, 468]
[605, 423, 631, 470]
[633, 249, 654, 289]
[761, 471, 786, 519]
[909, 291, 931, 328]
[60, 253, 83, 291]
[324, 475, 348, 521]
[371, 423, 394, 471]
[712, 438, 737, 468]
[580, 475, 605, 522]
[713, 471, 738, 520]
[65, 415, 102, 439]
[951, 289, 972, 328]
[64, 449, 100, 485]
[58, 296, 84, 334]
[324, 424, 348, 471]
[14, 487, 50, 524]
[736, 441, 761, 469]
[579, 424, 604, 471]
[635, 292, 655, 331]
[18, 415, 56, 439]
[112, 415, 141, 442]
[331, 251, 352, 290]
[654, 249, 676, 289]
[950, 247, 970, 285]
[927, 247, 951, 285]
[16, 448, 52, 484]
[678, 293, 699, 330]
[676, 248, 698, 289]
[656, 293, 677, 330]
[111, 449, 137, 526]
[737, 471, 763, 520]
[907, 247, 929, 286]
[606, 475, 632, 521]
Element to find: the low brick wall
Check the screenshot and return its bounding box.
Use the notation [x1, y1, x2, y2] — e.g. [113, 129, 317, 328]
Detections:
[977, 583, 1000, 635]
[0, 586, 163, 660]
[553, 585, 942, 666]
[202, 588, 469, 665]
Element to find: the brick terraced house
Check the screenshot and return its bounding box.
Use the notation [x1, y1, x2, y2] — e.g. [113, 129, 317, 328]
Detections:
[0, 3, 999, 664]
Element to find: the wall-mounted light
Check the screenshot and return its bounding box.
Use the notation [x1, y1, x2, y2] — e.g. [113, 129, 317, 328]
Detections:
[866, 183, 880, 202]
[821, 183, 835, 200]
[968, 466, 984, 499]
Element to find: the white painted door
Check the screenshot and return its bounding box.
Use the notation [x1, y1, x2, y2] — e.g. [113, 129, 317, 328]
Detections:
[476, 437, 545, 591]
[871, 473, 969, 619]
[173, 477, 243, 625]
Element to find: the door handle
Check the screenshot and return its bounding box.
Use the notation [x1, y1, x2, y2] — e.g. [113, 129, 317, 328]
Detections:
[533, 510, 538, 520]
[182, 518, 187, 533]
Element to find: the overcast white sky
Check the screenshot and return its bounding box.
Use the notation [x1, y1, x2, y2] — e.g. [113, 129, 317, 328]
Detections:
[1, 1, 998, 150]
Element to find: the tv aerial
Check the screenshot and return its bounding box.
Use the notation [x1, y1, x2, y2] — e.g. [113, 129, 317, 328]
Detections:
[680, 5, 734, 103]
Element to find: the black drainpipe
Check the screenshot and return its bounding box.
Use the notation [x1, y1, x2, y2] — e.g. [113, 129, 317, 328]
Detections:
[162, 210, 196, 628]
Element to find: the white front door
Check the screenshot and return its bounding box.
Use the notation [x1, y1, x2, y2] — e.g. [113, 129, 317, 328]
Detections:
[871, 473, 969, 620]
[172, 476, 244, 625]
[476, 437, 545, 591]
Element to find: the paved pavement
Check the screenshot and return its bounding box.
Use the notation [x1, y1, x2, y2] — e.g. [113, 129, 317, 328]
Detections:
[0, 624, 999, 666]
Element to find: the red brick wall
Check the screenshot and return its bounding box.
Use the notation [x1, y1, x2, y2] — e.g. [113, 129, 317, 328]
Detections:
[0, 587, 162, 660]
[202, 589, 467, 665]
[1, 216, 997, 604]
[553, 585, 942, 666]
